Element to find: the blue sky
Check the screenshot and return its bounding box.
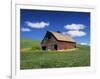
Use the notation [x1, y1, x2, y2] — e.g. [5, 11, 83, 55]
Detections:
[20, 9, 90, 45]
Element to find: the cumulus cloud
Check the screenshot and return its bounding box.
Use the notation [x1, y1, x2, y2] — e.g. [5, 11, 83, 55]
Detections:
[64, 24, 85, 30]
[64, 23, 86, 37]
[67, 30, 86, 37]
[80, 43, 88, 45]
[21, 28, 31, 32]
[26, 21, 49, 29]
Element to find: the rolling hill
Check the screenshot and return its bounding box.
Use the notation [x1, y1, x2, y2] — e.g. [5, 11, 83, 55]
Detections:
[20, 38, 90, 69]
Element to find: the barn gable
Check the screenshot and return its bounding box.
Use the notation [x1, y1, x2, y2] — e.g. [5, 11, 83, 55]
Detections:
[41, 31, 57, 44]
[41, 31, 57, 49]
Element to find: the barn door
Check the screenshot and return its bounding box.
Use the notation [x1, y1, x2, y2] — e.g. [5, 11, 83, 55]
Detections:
[54, 44, 57, 50]
[42, 46, 46, 50]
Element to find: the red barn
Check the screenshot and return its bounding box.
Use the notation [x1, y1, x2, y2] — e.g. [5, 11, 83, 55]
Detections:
[41, 31, 76, 50]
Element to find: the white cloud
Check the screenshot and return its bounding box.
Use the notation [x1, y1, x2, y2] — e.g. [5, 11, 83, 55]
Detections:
[80, 43, 88, 45]
[26, 21, 49, 29]
[21, 28, 31, 32]
[67, 30, 86, 37]
[63, 23, 86, 37]
[64, 24, 85, 30]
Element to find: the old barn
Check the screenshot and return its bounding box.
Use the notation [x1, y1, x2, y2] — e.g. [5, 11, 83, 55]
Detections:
[41, 31, 76, 50]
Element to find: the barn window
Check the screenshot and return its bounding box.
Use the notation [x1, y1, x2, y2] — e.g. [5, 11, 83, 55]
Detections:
[47, 35, 51, 39]
[46, 33, 52, 40]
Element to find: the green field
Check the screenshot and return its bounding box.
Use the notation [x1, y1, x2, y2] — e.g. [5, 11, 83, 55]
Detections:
[20, 39, 90, 69]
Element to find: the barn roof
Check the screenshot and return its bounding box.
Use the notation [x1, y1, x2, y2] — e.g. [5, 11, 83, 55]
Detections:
[50, 31, 75, 42]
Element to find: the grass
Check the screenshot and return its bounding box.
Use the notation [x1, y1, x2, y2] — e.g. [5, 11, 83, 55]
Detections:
[20, 39, 90, 69]
[20, 38, 41, 49]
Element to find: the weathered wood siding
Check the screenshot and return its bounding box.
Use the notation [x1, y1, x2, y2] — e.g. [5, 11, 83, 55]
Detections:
[41, 35, 57, 50]
[57, 41, 76, 50]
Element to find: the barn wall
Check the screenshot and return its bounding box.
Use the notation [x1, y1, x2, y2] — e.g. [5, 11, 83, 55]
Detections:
[41, 36, 57, 50]
[57, 41, 76, 50]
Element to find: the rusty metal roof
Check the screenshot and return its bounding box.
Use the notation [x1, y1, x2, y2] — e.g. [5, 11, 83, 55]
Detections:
[50, 31, 75, 42]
